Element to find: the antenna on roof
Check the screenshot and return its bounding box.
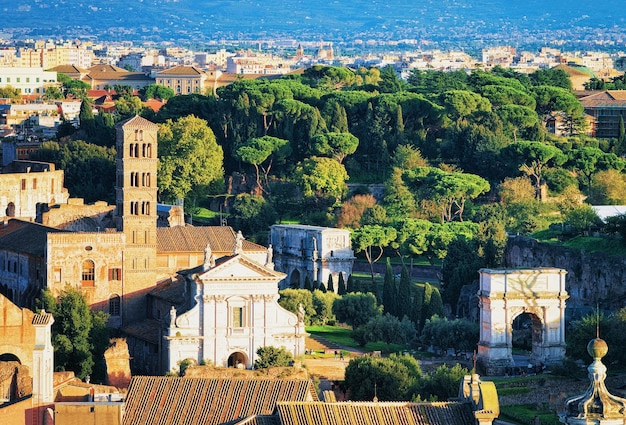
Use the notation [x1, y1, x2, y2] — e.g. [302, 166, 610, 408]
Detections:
[596, 302, 600, 339]
[373, 382, 378, 403]
[472, 350, 477, 375]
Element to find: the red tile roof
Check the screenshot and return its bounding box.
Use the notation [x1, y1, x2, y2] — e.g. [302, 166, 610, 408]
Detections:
[158, 66, 205, 76]
[156, 226, 265, 254]
[0, 219, 66, 257]
[123, 377, 317, 425]
[275, 401, 477, 425]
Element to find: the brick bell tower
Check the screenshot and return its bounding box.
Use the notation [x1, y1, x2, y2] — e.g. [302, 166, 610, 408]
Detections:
[115, 116, 159, 324]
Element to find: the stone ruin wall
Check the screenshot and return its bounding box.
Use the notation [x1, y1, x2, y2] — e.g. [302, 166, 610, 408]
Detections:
[503, 236, 626, 316]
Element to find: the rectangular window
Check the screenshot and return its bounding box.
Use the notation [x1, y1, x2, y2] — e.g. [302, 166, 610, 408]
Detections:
[232, 307, 244, 328]
[32, 179, 37, 189]
[26, 77, 30, 82]
[52, 267, 61, 282]
[21, 179, 26, 190]
[108, 268, 121, 281]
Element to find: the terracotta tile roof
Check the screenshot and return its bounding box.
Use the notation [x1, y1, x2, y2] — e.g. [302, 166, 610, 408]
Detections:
[85, 72, 152, 81]
[580, 90, 626, 107]
[233, 416, 281, 425]
[156, 226, 265, 254]
[144, 98, 166, 112]
[121, 319, 162, 345]
[123, 377, 317, 425]
[32, 310, 53, 325]
[88, 64, 127, 73]
[148, 277, 186, 304]
[275, 401, 477, 425]
[0, 219, 66, 256]
[117, 115, 159, 130]
[158, 66, 205, 76]
[47, 64, 88, 74]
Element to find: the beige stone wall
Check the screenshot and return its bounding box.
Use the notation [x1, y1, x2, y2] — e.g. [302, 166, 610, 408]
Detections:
[0, 168, 68, 221]
[42, 201, 115, 230]
[46, 232, 125, 315]
[0, 295, 35, 367]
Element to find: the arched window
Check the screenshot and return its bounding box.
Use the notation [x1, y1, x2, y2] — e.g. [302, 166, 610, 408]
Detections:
[129, 144, 135, 157]
[109, 295, 121, 316]
[147, 144, 152, 158]
[81, 260, 95, 286]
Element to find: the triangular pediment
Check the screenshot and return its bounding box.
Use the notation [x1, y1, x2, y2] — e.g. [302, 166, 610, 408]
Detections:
[195, 254, 285, 281]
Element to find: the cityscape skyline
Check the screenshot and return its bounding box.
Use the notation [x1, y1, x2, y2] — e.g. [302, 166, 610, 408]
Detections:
[3, 1, 626, 54]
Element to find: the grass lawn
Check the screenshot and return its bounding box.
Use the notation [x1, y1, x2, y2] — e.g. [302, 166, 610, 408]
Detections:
[500, 404, 560, 425]
[306, 325, 427, 356]
[533, 230, 626, 256]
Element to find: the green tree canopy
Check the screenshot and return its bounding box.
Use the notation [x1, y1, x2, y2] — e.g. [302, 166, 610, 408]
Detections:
[351, 225, 397, 284]
[235, 135, 290, 195]
[0, 85, 22, 102]
[37, 287, 109, 379]
[29, 140, 116, 204]
[292, 156, 348, 202]
[140, 84, 175, 100]
[254, 346, 293, 369]
[310, 132, 359, 163]
[502, 141, 567, 200]
[158, 115, 224, 203]
[344, 354, 421, 401]
[332, 292, 382, 328]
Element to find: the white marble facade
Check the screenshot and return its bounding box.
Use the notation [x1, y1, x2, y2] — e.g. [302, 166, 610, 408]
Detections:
[270, 224, 355, 290]
[477, 268, 568, 375]
[164, 249, 305, 372]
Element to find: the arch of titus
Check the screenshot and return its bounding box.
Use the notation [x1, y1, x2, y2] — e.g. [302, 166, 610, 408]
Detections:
[477, 268, 568, 375]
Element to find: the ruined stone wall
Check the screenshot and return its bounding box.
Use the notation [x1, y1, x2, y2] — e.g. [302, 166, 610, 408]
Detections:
[503, 236, 626, 314]
[0, 167, 69, 221]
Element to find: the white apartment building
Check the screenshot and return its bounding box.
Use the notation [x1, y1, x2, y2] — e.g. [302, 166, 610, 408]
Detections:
[0, 68, 58, 95]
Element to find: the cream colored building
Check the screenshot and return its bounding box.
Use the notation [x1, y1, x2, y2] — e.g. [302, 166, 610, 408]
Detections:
[155, 66, 207, 94]
[163, 243, 305, 371]
[0, 67, 58, 95]
[0, 161, 69, 222]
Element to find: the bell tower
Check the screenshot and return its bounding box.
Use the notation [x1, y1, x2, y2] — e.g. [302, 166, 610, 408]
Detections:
[115, 116, 159, 323]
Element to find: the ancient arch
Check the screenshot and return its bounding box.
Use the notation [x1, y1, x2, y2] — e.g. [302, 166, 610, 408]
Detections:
[477, 268, 568, 375]
[228, 352, 247, 368]
[289, 269, 301, 288]
[5, 202, 15, 217]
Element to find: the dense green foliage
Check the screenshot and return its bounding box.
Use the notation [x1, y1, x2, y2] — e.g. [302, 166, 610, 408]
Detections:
[44, 65, 626, 315]
[254, 346, 294, 369]
[37, 288, 110, 380]
[344, 354, 469, 401]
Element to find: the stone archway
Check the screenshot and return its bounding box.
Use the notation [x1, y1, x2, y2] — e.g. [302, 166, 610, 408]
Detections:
[5, 202, 15, 217]
[477, 268, 568, 375]
[289, 269, 301, 288]
[227, 352, 248, 369]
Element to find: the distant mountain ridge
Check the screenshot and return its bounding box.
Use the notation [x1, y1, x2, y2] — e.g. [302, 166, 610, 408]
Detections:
[2, 0, 625, 50]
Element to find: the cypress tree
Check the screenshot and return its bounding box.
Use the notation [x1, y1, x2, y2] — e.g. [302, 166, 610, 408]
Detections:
[382, 257, 396, 316]
[304, 276, 312, 291]
[312, 280, 319, 291]
[410, 285, 424, 329]
[337, 273, 347, 295]
[618, 115, 625, 155]
[346, 274, 356, 293]
[319, 281, 327, 293]
[397, 264, 411, 319]
[327, 274, 335, 293]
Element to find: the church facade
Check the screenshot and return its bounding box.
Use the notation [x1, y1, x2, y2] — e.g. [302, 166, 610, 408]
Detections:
[163, 240, 305, 372]
[270, 224, 354, 290]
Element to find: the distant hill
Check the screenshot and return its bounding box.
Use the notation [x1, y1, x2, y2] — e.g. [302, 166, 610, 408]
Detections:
[3, 0, 626, 50]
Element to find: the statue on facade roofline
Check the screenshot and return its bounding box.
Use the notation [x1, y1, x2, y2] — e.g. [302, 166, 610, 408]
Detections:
[234, 230, 244, 254]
